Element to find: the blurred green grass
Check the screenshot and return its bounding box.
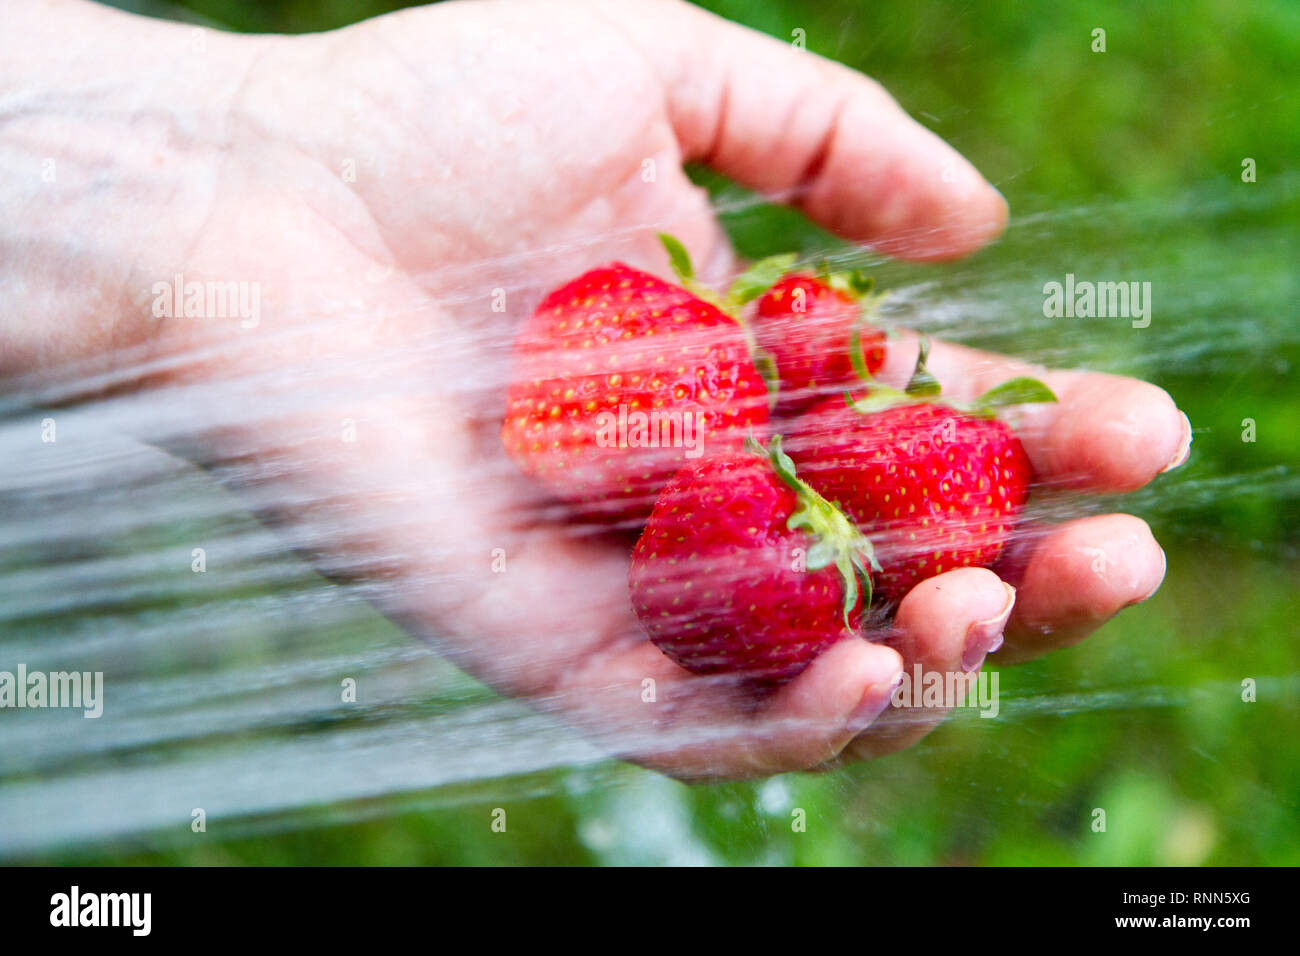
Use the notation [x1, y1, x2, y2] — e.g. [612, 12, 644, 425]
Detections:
[62, 0, 1299, 865]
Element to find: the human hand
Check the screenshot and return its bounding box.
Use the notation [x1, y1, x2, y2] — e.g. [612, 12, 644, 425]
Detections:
[1, 0, 1189, 779]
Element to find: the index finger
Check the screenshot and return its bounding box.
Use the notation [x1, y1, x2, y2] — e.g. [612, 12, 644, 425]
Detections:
[621, 0, 1008, 261]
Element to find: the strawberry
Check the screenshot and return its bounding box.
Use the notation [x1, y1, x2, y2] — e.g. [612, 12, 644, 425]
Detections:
[501, 244, 770, 521]
[753, 271, 888, 414]
[629, 435, 878, 682]
[786, 337, 1055, 602]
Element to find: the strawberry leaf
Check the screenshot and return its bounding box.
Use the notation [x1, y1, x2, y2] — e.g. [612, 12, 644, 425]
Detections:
[849, 387, 910, 415]
[727, 253, 798, 306]
[856, 543, 882, 576]
[827, 269, 875, 299]
[851, 547, 877, 598]
[837, 552, 862, 629]
[752, 347, 782, 410]
[846, 270, 875, 297]
[764, 434, 802, 492]
[657, 233, 694, 284]
[969, 377, 1058, 413]
[849, 322, 876, 384]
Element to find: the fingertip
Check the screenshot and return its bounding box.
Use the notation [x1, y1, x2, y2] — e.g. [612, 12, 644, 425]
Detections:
[895, 567, 1014, 672]
[888, 176, 1010, 263]
[1159, 411, 1193, 474]
[1051, 377, 1190, 492]
[1130, 537, 1168, 606]
[804, 113, 1009, 262]
[955, 179, 1010, 254]
[1057, 514, 1166, 613]
[773, 636, 904, 724]
[896, 566, 1011, 634]
[1002, 514, 1167, 661]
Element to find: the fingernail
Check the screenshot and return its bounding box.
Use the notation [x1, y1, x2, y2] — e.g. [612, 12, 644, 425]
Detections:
[1126, 546, 1167, 607]
[962, 583, 1016, 672]
[1159, 412, 1193, 473]
[846, 669, 904, 734]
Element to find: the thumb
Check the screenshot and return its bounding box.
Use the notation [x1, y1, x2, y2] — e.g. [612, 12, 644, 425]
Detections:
[621, 0, 1008, 261]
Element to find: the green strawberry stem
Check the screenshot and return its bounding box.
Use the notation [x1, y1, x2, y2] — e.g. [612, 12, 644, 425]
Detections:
[848, 332, 1058, 417]
[848, 322, 875, 384]
[904, 333, 942, 397]
[746, 432, 879, 629]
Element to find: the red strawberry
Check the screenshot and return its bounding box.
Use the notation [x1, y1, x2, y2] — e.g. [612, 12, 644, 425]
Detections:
[754, 272, 888, 413]
[630, 436, 877, 682]
[501, 257, 769, 521]
[786, 338, 1054, 602]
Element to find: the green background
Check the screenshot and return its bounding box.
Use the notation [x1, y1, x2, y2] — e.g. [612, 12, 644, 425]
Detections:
[27, 0, 1299, 865]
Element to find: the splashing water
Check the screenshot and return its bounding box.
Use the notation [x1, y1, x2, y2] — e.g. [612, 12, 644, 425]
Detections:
[1, 172, 1297, 863]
